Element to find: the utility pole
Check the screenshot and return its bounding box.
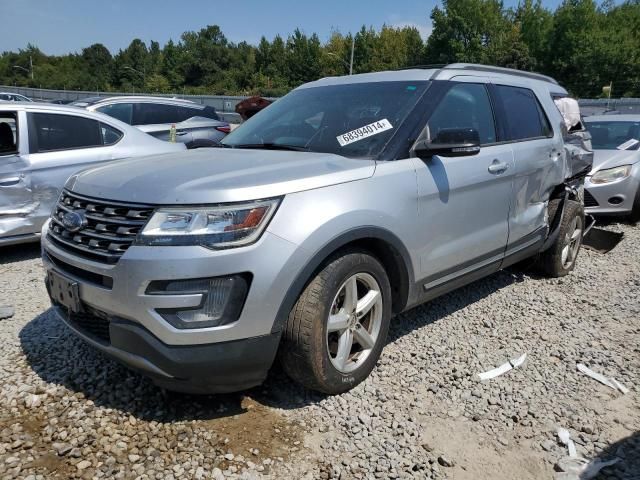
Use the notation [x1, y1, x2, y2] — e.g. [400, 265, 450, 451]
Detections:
[349, 36, 355, 76]
[30, 56, 34, 80]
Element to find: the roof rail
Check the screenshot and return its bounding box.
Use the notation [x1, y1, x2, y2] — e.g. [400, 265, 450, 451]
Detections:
[393, 64, 448, 71]
[441, 63, 559, 85]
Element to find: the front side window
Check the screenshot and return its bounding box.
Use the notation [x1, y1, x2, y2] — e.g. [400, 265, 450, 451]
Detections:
[96, 103, 134, 125]
[586, 121, 640, 150]
[426, 83, 496, 145]
[222, 81, 430, 158]
[496, 85, 552, 141]
[28, 113, 104, 152]
[0, 112, 18, 155]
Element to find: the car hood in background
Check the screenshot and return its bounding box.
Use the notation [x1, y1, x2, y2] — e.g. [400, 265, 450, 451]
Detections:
[68, 148, 375, 204]
[590, 149, 640, 173]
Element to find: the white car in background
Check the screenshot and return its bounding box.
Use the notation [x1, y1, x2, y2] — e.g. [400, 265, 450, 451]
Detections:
[0, 102, 185, 246]
[584, 115, 640, 222]
[72, 96, 231, 149]
[0, 92, 32, 102]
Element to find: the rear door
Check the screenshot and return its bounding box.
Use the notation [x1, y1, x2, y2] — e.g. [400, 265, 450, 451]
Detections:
[490, 84, 562, 256]
[413, 80, 515, 294]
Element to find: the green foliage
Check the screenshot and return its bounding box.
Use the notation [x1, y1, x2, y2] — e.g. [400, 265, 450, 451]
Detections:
[2, 3, 639, 98]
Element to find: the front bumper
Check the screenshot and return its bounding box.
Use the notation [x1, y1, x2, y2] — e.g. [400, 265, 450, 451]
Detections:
[41, 228, 299, 345]
[584, 166, 640, 215]
[41, 225, 304, 393]
[52, 306, 280, 393]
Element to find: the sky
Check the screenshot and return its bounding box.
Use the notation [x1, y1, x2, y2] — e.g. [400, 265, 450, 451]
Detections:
[1, 0, 564, 56]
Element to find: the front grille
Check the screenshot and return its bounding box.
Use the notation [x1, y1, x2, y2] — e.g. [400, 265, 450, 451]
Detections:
[584, 189, 599, 208]
[45, 251, 114, 289]
[68, 310, 110, 344]
[48, 190, 153, 264]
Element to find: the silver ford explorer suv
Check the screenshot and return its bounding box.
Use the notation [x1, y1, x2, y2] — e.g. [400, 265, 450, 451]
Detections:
[42, 64, 590, 395]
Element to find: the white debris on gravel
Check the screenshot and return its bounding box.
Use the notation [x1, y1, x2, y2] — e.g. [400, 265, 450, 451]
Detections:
[577, 363, 630, 394]
[477, 353, 528, 380]
[0, 222, 639, 479]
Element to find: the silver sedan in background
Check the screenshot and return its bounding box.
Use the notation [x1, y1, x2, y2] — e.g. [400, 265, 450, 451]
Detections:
[583, 115, 640, 222]
[0, 102, 185, 246]
[72, 96, 231, 149]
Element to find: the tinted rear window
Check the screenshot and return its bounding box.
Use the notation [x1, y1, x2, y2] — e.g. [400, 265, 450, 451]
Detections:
[495, 85, 552, 141]
[133, 103, 203, 125]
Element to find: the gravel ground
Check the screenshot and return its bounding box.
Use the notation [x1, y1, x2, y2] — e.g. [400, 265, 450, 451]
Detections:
[0, 221, 638, 480]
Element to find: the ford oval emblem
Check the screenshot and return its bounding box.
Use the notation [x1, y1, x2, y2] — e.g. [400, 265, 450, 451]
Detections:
[62, 210, 88, 232]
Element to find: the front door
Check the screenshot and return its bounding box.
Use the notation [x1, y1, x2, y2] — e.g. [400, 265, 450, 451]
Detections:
[413, 82, 514, 293]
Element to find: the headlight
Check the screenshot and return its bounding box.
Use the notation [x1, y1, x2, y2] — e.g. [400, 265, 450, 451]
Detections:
[136, 198, 280, 248]
[590, 165, 632, 184]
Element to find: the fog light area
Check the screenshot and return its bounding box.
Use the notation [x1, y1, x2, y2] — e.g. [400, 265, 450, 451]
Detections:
[148, 275, 250, 329]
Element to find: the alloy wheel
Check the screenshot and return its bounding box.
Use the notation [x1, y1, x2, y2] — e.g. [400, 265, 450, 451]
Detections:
[326, 273, 383, 374]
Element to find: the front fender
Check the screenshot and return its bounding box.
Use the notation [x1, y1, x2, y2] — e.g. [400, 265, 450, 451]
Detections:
[266, 177, 419, 333]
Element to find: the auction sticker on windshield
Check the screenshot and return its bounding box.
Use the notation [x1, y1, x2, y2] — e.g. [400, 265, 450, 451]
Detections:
[337, 119, 393, 147]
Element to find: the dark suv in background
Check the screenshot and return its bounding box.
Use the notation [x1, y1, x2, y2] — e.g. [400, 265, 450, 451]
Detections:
[72, 96, 230, 148]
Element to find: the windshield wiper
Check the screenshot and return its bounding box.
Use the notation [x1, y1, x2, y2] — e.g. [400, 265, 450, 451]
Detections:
[232, 143, 310, 152]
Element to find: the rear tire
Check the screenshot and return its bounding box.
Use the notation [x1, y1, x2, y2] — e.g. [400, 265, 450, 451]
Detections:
[537, 199, 584, 277]
[279, 251, 392, 394]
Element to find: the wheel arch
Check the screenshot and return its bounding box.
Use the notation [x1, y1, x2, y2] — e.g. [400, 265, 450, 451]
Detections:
[271, 227, 414, 334]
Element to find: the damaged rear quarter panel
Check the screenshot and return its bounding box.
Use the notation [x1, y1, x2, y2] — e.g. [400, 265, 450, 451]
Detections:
[507, 84, 567, 245]
[0, 153, 39, 238]
[0, 148, 113, 240]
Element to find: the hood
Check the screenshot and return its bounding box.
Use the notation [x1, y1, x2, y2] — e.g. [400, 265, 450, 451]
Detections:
[591, 149, 640, 173]
[68, 148, 375, 204]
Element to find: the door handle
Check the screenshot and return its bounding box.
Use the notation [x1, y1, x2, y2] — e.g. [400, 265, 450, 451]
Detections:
[488, 160, 509, 174]
[176, 130, 189, 136]
[0, 177, 21, 187]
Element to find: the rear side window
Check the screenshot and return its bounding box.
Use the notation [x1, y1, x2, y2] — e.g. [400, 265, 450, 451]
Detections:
[200, 106, 220, 120]
[133, 103, 201, 125]
[173, 106, 205, 122]
[495, 85, 552, 141]
[427, 83, 497, 145]
[28, 113, 117, 152]
[96, 103, 134, 124]
[100, 123, 124, 145]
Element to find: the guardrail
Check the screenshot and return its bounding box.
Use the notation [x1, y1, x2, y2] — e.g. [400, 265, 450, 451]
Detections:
[578, 98, 640, 115]
[0, 86, 279, 123]
[3, 85, 640, 118]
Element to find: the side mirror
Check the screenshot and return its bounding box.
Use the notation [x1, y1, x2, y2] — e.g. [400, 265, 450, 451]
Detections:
[414, 128, 481, 159]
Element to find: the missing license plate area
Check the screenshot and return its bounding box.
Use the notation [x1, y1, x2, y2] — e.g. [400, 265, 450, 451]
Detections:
[47, 270, 82, 313]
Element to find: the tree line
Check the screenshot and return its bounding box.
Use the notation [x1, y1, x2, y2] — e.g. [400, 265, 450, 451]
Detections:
[1, 0, 638, 98]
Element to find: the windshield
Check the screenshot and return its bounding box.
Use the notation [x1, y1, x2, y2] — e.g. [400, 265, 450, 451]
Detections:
[222, 81, 430, 158]
[586, 121, 640, 150]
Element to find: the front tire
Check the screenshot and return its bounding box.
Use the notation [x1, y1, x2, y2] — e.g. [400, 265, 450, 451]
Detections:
[280, 251, 392, 394]
[537, 199, 584, 277]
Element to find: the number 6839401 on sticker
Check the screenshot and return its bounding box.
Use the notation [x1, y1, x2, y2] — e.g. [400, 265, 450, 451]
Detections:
[337, 119, 394, 147]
